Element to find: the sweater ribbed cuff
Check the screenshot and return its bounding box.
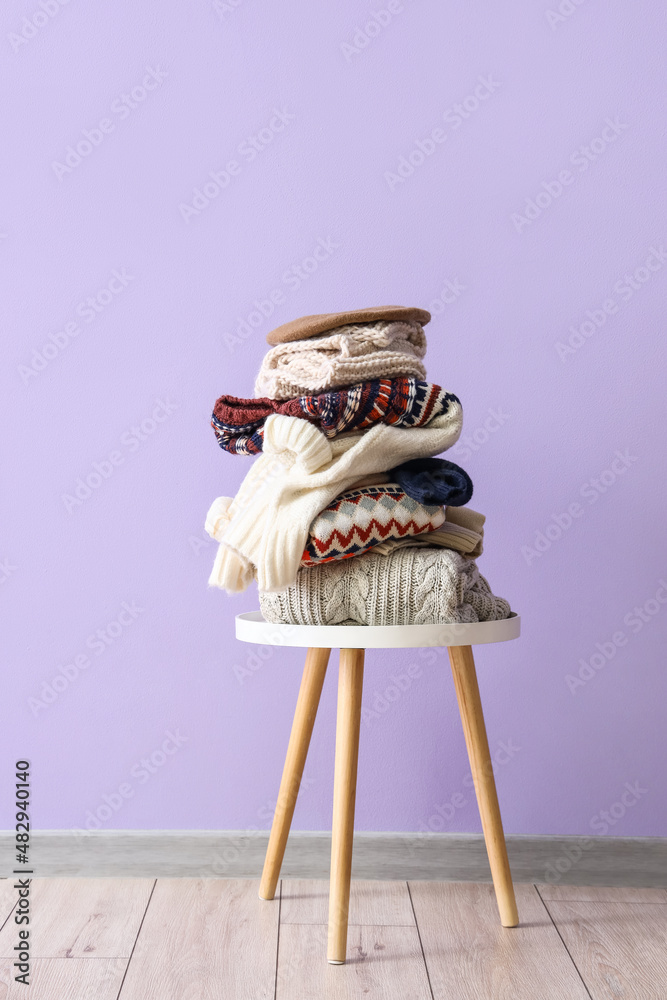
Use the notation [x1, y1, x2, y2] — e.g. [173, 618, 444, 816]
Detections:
[205, 496, 234, 541]
[208, 540, 254, 592]
[263, 414, 332, 472]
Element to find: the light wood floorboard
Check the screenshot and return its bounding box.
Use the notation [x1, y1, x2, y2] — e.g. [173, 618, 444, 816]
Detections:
[4, 878, 667, 998]
[277, 923, 432, 999]
[0, 884, 18, 932]
[410, 881, 591, 1000]
[542, 898, 667, 999]
[0, 879, 154, 959]
[0, 958, 127, 1000]
[537, 884, 667, 904]
[117, 878, 279, 1000]
[280, 879, 415, 926]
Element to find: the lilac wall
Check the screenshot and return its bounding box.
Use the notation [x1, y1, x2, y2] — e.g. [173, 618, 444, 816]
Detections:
[3, 1, 666, 844]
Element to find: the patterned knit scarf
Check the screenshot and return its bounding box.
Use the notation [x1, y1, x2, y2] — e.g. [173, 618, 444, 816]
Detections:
[212, 379, 460, 456]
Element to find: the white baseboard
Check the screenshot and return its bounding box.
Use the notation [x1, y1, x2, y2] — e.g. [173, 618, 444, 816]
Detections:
[1, 831, 665, 886]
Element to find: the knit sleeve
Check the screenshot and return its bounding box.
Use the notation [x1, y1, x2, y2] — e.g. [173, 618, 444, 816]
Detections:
[262, 414, 332, 473]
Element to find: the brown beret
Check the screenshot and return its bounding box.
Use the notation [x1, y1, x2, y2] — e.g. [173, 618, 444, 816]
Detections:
[265, 305, 431, 346]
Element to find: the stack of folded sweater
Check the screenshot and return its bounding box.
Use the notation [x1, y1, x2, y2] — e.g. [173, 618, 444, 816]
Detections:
[205, 306, 511, 626]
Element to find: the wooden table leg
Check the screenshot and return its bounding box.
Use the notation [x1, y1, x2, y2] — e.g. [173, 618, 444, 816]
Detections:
[327, 648, 365, 964]
[259, 647, 330, 901]
[448, 644, 519, 927]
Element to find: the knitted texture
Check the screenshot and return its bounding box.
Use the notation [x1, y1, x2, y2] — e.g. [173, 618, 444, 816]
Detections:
[390, 457, 473, 506]
[205, 406, 463, 593]
[254, 320, 427, 400]
[301, 485, 445, 566]
[373, 507, 484, 559]
[212, 379, 458, 456]
[259, 548, 511, 626]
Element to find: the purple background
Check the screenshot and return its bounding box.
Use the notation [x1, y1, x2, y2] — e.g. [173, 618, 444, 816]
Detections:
[2, 1, 666, 842]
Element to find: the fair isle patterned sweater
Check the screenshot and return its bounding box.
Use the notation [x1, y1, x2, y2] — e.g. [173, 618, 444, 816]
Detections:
[211, 379, 459, 456]
[301, 485, 445, 565]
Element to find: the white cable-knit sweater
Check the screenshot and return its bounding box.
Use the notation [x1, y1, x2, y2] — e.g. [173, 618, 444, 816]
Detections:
[259, 547, 511, 626]
[205, 405, 463, 593]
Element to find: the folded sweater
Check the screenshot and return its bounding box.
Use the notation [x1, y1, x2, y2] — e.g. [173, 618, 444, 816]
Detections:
[205, 405, 463, 593]
[259, 547, 511, 626]
[301, 484, 445, 566]
[371, 505, 485, 558]
[212, 379, 458, 456]
[254, 320, 427, 399]
[390, 457, 473, 506]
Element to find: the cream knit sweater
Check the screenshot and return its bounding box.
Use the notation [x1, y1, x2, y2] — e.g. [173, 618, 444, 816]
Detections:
[205, 404, 463, 593]
[254, 320, 427, 399]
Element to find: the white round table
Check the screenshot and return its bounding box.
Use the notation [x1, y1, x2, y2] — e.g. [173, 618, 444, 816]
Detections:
[236, 610, 520, 649]
[235, 611, 522, 964]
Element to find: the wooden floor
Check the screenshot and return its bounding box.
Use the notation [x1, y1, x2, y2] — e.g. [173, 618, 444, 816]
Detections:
[0, 879, 666, 998]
